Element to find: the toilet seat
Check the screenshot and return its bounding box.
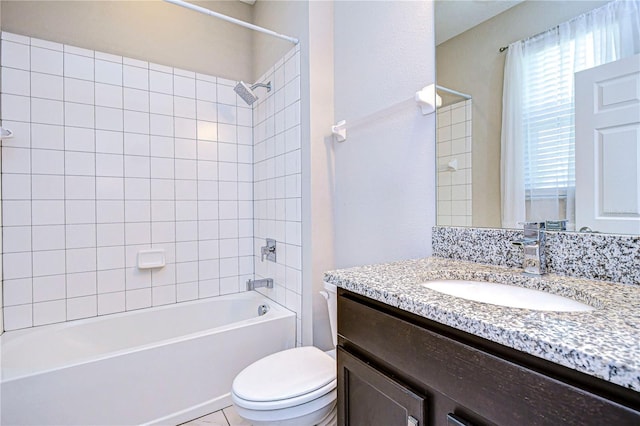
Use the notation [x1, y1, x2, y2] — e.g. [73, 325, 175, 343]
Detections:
[232, 346, 336, 411]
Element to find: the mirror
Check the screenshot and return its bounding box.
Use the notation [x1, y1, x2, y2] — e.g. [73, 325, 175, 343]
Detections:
[434, 0, 639, 235]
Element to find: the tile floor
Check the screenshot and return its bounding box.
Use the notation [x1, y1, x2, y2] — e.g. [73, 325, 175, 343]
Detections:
[182, 405, 251, 426]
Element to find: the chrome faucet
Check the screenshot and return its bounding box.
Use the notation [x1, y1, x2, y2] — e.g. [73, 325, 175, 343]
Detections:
[512, 222, 545, 275]
[246, 278, 274, 290]
[261, 238, 277, 262]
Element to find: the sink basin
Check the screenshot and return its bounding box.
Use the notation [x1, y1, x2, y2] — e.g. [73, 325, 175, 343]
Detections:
[422, 280, 595, 312]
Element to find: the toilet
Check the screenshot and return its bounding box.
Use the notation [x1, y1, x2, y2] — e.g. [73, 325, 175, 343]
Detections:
[231, 282, 338, 426]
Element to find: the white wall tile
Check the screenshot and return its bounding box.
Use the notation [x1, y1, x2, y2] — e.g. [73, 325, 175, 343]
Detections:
[67, 295, 97, 320]
[151, 179, 174, 200]
[3, 278, 32, 306]
[125, 222, 151, 245]
[176, 261, 198, 283]
[150, 70, 173, 94]
[150, 114, 173, 136]
[124, 133, 150, 156]
[2, 173, 30, 199]
[2, 40, 30, 70]
[2, 67, 30, 95]
[124, 111, 149, 133]
[125, 200, 151, 222]
[32, 225, 65, 251]
[150, 92, 173, 115]
[123, 65, 149, 90]
[97, 246, 125, 270]
[2, 93, 30, 121]
[95, 83, 123, 108]
[96, 200, 124, 223]
[175, 138, 196, 159]
[152, 221, 175, 243]
[0, 36, 298, 330]
[124, 88, 149, 112]
[32, 72, 63, 100]
[65, 223, 96, 249]
[67, 272, 97, 298]
[95, 153, 123, 177]
[66, 247, 97, 273]
[98, 291, 125, 315]
[197, 120, 218, 142]
[65, 77, 95, 104]
[64, 53, 94, 80]
[174, 96, 196, 119]
[174, 75, 195, 98]
[66, 151, 95, 176]
[196, 79, 216, 102]
[176, 221, 198, 241]
[124, 155, 150, 178]
[33, 300, 66, 326]
[175, 180, 198, 201]
[97, 177, 124, 199]
[95, 59, 122, 85]
[65, 176, 96, 199]
[153, 284, 177, 306]
[3, 252, 32, 279]
[98, 269, 125, 293]
[32, 200, 65, 225]
[96, 106, 124, 131]
[175, 117, 196, 139]
[124, 177, 150, 199]
[64, 126, 94, 152]
[126, 288, 152, 310]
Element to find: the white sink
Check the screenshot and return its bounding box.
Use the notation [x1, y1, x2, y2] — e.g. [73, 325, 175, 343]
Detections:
[422, 280, 595, 312]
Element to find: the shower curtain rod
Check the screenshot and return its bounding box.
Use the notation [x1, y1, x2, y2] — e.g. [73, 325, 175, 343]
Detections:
[436, 85, 472, 100]
[164, 0, 300, 45]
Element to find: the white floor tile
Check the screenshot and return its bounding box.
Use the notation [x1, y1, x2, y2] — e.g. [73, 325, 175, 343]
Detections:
[223, 405, 252, 426]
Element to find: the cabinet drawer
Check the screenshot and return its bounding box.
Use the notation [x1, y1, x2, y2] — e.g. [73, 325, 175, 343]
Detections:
[338, 293, 640, 425]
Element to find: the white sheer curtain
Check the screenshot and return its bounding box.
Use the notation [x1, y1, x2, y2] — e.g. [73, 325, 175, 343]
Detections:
[500, 0, 640, 229]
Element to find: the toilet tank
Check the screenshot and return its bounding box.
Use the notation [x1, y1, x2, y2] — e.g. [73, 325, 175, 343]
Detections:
[322, 282, 338, 347]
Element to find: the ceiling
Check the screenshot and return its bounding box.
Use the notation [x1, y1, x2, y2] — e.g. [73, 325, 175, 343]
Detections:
[435, 0, 524, 45]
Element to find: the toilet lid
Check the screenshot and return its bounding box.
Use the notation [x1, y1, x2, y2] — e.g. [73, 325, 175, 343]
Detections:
[232, 346, 336, 402]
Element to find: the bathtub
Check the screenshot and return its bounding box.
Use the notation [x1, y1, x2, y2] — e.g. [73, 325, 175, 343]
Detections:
[1, 291, 296, 425]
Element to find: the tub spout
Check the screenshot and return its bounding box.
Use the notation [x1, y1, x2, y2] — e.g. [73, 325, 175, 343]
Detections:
[247, 278, 274, 290]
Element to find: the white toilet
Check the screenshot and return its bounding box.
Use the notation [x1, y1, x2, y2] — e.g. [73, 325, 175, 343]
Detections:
[231, 282, 338, 426]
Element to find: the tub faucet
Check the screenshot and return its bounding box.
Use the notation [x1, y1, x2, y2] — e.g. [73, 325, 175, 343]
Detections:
[247, 278, 274, 290]
[512, 222, 545, 275]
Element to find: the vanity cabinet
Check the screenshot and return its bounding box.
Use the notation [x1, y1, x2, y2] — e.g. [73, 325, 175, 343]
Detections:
[337, 289, 640, 426]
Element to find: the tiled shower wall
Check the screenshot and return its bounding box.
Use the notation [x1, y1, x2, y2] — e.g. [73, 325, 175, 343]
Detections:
[252, 46, 303, 345]
[436, 99, 472, 227]
[0, 32, 256, 330]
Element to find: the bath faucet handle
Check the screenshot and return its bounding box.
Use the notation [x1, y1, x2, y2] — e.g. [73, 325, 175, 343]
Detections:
[261, 238, 277, 262]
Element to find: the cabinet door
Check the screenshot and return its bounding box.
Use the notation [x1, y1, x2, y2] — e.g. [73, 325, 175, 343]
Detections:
[338, 347, 427, 426]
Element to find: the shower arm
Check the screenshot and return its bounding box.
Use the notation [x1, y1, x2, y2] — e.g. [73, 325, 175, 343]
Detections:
[250, 82, 272, 92]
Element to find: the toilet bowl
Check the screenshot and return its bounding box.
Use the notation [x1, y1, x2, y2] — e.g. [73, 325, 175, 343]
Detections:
[231, 282, 338, 426]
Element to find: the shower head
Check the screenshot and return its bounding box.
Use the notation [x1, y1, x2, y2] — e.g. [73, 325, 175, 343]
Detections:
[234, 81, 272, 105]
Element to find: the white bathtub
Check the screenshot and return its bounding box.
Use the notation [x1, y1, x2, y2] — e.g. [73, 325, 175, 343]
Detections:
[0, 291, 296, 425]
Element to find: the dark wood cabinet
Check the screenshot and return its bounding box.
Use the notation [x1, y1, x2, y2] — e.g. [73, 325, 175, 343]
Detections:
[337, 289, 640, 426]
[338, 346, 426, 426]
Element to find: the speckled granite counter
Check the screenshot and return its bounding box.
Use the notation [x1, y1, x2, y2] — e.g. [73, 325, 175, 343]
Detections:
[324, 257, 640, 392]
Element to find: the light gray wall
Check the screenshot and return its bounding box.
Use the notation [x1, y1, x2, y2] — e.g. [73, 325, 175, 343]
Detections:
[252, 0, 305, 82]
[0, 0, 254, 81]
[436, 0, 610, 228]
[252, 0, 337, 350]
[333, 1, 436, 268]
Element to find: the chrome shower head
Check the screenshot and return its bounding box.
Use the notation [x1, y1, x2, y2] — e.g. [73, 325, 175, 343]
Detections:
[234, 81, 272, 105]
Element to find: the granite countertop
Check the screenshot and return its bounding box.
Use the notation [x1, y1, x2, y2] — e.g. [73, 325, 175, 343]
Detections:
[324, 257, 640, 392]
